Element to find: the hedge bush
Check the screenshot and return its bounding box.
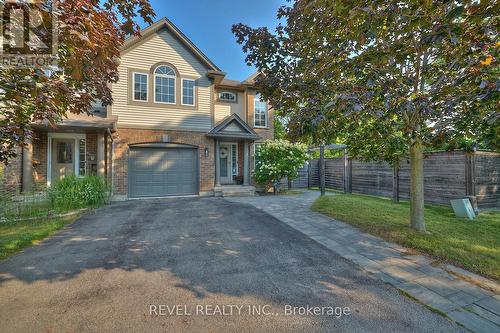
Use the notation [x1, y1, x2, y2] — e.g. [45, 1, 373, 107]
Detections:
[255, 139, 309, 192]
[49, 175, 109, 211]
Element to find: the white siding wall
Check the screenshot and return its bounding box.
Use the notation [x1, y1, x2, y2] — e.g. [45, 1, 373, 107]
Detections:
[214, 91, 245, 123]
[111, 29, 213, 131]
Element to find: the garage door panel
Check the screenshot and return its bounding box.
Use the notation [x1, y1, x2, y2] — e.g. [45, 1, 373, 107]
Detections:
[129, 147, 198, 198]
[133, 171, 164, 182]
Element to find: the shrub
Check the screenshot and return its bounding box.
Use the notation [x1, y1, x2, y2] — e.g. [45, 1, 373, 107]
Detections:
[255, 139, 309, 192]
[49, 175, 109, 211]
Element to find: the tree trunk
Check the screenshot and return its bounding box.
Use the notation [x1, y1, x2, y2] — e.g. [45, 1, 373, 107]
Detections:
[409, 138, 426, 232]
[319, 145, 325, 196]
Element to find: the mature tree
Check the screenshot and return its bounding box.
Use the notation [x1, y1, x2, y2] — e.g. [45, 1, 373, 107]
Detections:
[273, 116, 287, 139]
[233, 0, 498, 232]
[254, 139, 309, 193]
[0, 0, 155, 162]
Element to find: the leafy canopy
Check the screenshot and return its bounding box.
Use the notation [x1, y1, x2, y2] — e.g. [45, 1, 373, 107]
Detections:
[233, 0, 499, 162]
[0, 0, 155, 162]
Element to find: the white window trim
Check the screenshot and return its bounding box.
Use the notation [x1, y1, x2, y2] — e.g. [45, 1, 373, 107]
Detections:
[181, 79, 196, 106]
[254, 95, 268, 128]
[154, 66, 176, 105]
[219, 91, 237, 102]
[46, 133, 86, 187]
[132, 72, 148, 102]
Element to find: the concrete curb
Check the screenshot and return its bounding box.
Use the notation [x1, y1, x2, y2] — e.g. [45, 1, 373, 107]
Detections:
[444, 264, 500, 295]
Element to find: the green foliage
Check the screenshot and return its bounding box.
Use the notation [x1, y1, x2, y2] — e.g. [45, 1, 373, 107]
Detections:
[233, 0, 498, 229]
[233, 0, 498, 158]
[254, 140, 309, 187]
[49, 175, 109, 211]
[312, 193, 500, 280]
[434, 137, 494, 153]
[1, 1, 155, 163]
[310, 149, 344, 159]
[0, 215, 77, 260]
[273, 117, 287, 140]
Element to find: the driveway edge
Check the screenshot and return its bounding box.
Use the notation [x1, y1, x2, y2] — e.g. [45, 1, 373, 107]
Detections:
[226, 192, 500, 333]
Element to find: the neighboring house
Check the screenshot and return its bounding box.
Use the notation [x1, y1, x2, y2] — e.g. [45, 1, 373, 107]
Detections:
[2, 18, 273, 199]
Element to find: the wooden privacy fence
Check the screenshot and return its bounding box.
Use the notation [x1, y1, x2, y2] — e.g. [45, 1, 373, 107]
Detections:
[292, 150, 500, 209]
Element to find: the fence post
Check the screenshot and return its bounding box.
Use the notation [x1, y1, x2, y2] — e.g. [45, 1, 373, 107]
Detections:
[392, 165, 400, 202]
[344, 152, 352, 193]
[307, 160, 312, 188]
[343, 149, 348, 193]
[465, 152, 475, 196]
[319, 145, 326, 196]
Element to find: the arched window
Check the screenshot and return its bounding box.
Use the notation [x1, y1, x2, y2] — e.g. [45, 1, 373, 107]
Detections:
[154, 65, 176, 104]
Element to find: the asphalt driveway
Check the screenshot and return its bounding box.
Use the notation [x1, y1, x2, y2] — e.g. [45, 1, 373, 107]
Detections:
[0, 197, 465, 333]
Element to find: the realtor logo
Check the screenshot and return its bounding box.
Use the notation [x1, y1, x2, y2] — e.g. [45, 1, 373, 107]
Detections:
[0, 0, 58, 67]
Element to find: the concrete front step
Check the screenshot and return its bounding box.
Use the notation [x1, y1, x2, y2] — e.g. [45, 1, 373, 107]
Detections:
[214, 186, 256, 197]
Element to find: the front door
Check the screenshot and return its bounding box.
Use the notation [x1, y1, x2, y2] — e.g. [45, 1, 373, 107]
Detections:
[219, 143, 239, 185]
[219, 143, 232, 184]
[51, 139, 75, 182]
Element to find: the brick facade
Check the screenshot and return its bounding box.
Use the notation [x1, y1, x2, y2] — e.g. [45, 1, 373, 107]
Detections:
[0, 133, 46, 196]
[2, 88, 274, 198]
[1, 131, 106, 193]
[0, 149, 22, 197]
[32, 131, 47, 189]
[112, 128, 215, 196]
[85, 133, 98, 176]
[31, 131, 102, 187]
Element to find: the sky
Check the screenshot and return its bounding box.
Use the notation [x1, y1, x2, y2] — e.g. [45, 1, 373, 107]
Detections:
[140, 0, 287, 81]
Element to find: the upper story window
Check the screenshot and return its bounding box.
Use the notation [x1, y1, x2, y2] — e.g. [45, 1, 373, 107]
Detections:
[182, 79, 195, 106]
[133, 72, 148, 102]
[219, 91, 236, 102]
[254, 94, 268, 128]
[154, 65, 176, 104]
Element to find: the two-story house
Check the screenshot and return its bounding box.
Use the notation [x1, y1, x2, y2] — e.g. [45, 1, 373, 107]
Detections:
[4, 18, 273, 199]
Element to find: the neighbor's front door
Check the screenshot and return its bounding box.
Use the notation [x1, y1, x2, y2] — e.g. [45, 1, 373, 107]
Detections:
[51, 139, 75, 182]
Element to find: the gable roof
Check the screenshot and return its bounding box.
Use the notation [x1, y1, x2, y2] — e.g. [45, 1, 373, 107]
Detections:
[207, 114, 260, 140]
[242, 72, 262, 85]
[122, 17, 223, 73]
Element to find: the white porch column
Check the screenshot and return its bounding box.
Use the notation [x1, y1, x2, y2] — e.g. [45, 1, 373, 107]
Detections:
[243, 141, 250, 186]
[22, 142, 33, 192]
[215, 139, 221, 187]
[97, 133, 105, 177]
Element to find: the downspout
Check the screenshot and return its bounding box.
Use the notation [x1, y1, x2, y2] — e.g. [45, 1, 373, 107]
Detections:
[107, 128, 115, 196]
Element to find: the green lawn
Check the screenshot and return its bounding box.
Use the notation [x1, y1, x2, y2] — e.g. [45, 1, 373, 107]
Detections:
[0, 216, 78, 260]
[311, 193, 500, 280]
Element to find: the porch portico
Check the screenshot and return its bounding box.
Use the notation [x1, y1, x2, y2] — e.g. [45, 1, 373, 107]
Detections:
[21, 114, 117, 191]
[207, 114, 260, 195]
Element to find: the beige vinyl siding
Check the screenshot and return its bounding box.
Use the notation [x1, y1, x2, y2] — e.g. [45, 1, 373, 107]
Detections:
[214, 91, 245, 123]
[112, 29, 213, 131]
